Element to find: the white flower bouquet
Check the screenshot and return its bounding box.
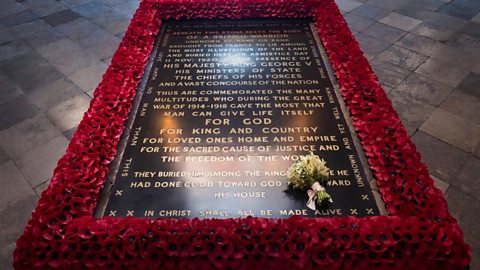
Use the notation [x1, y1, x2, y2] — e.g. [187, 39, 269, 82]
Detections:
[287, 152, 332, 210]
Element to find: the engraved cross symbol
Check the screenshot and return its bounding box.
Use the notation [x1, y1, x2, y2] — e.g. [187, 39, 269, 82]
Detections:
[127, 210, 134, 217]
[115, 190, 123, 196]
[366, 208, 374, 215]
[361, 194, 369, 201]
[109, 210, 117, 217]
[350, 208, 358, 215]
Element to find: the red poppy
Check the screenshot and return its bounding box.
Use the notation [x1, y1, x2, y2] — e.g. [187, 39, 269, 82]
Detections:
[12, 0, 472, 269]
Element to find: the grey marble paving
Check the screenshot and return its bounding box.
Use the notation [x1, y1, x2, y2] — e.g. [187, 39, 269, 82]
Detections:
[370, 59, 411, 88]
[1, 51, 64, 91]
[23, 27, 66, 49]
[420, 108, 480, 152]
[379, 12, 422, 31]
[15, 135, 69, 187]
[351, 4, 390, 20]
[0, 40, 32, 61]
[457, 72, 480, 99]
[0, 79, 23, 106]
[377, 44, 428, 71]
[403, 0, 446, 12]
[431, 175, 449, 194]
[387, 88, 436, 128]
[445, 187, 480, 270]
[0, 1, 27, 18]
[424, 10, 469, 31]
[0, 10, 38, 28]
[462, 21, 480, 38]
[36, 38, 100, 76]
[10, 20, 52, 39]
[76, 28, 120, 60]
[0, 114, 62, 160]
[46, 94, 91, 132]
[415, 58, 470, 87]
[90, 9, 130, 36]
[55, 17, 102, 42]
[395, 73, 452, 106]
[68, 61, 108, 92]
[363, 22, 408, 42]
[366, 0, 410, 11]
[336, 0, 363, 13]
[344, 13, 375, 32]
[26, 77, 83, 111]
[114, 0, 140, 17]
[473, 62, 480, 75]
[71, 1, 111, 19]
[475, 144, 480, 159]
[42, 9, 80, 27]
[412, 21, 456, 41]
[455, 156, 480, 201]
[439, 1, 480, 20]
[450, 33, 480, 55]
[62, 126, 78, 140]
[22, 0, 68, 17]
[0, 194, 38, 269]
[430, 45, 480, 70]
[355, 32, 392, 55]
[0, 0, 479, 268]
[439, 90, 480, 125]
[0, 97, 39, 130]
[412, 131, 470, 182]
[395, 32, 444, 56]
[0, 161, 35, 209]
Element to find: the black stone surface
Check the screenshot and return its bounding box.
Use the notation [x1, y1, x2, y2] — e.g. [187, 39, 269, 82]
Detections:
[102, 19, 380, 219]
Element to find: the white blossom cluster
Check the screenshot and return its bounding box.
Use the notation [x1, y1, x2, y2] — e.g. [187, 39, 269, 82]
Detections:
[287, 152, 330, 189]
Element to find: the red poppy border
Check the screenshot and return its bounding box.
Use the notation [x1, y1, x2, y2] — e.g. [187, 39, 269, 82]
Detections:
[14, 0, 471, 269]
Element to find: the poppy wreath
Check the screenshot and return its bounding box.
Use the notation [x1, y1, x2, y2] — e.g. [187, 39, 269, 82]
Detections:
[14, 0, 471, 269]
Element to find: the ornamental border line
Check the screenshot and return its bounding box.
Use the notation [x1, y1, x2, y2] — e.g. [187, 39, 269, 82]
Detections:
[14, 0, 471, 269]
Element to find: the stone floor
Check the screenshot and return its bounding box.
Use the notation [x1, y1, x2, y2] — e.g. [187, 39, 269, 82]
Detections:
[0, 0, 478, 268]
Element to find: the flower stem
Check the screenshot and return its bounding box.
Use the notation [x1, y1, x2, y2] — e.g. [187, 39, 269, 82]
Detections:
[316, 190, 332, 206]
